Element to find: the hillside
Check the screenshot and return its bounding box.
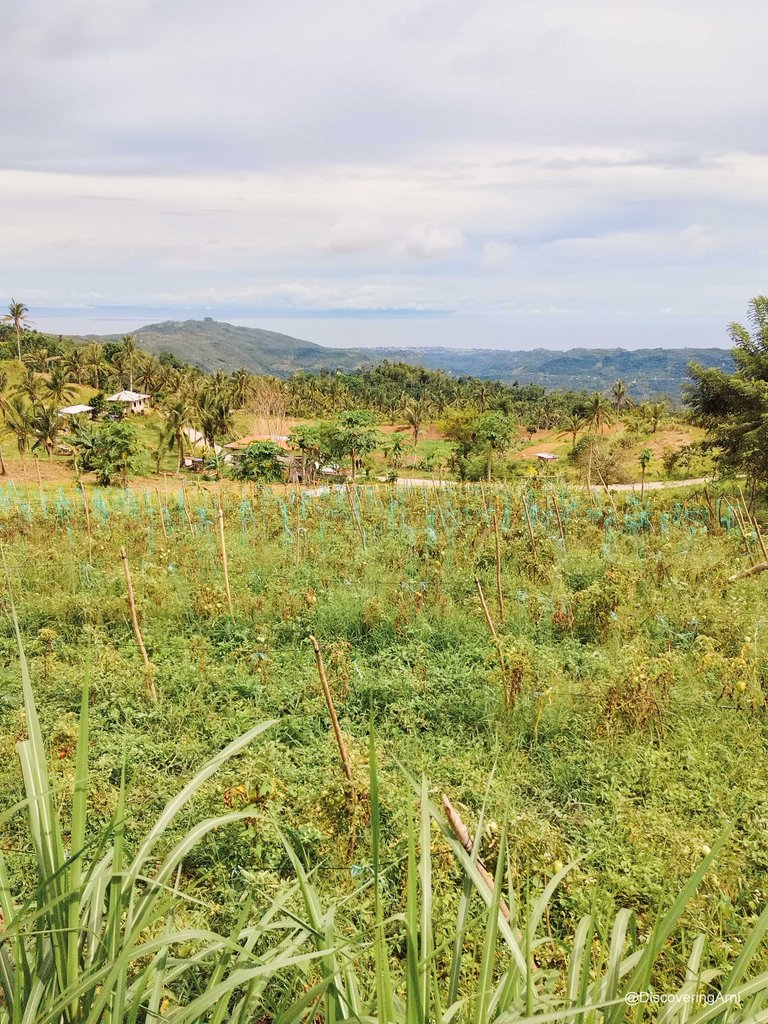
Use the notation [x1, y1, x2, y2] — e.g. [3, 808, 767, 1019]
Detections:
[85, 318, 733, 396]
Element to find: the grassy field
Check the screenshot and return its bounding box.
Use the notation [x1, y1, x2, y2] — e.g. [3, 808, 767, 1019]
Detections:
[1, 478, 767, 1017]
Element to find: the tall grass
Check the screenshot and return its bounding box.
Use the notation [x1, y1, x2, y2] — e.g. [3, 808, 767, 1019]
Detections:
[2, 627, 767, 1022]
[0, 615, 326, 1024]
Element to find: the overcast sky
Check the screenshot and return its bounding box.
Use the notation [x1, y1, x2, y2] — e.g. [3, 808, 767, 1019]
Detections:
[2, 0, 766, 348]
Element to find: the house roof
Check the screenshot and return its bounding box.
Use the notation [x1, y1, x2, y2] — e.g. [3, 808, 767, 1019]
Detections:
[106, 390, 149, 402]
[181, 425, 223, 455]
[57, 404, 93, 415]
[533, 452, 559, 461]
[225, 433, 291, 452]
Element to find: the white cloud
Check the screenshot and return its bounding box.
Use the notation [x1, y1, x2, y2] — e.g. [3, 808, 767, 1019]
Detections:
[481, 241, 515, 268]
[398, 225, 466, 260]
[1, 0, 767, 345]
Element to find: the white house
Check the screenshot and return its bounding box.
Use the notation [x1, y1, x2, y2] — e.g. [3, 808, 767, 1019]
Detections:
[106, 390, 150, 414]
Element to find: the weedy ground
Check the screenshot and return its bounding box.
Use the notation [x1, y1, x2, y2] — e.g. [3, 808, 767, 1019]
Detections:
[1, 479, 767, 995]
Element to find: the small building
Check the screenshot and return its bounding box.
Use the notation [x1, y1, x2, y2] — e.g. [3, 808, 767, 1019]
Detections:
[106, 390, 150, 414]
[57, 404, 94, 417]
[182, 426, 224, 456]
[534, 452, 559, 463]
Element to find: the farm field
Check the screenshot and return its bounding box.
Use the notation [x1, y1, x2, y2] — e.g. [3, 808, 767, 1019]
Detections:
[1, 477, 768, 1018]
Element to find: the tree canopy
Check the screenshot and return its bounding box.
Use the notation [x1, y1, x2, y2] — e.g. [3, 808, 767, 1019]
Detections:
[686, 296, 768, 490]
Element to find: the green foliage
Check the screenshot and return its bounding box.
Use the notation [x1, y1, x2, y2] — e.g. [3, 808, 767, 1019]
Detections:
[84, 421, 144, 486]
[230, 441, 284, 482]
[687, 297, 768, 490]
[3, 642, 768, 1021]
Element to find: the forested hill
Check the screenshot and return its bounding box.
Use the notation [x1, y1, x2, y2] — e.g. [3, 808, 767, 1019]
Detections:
[92, 318, 733, 397]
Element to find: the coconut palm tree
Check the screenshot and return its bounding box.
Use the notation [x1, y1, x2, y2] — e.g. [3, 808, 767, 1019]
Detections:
[46, 366, 78, 404]
[196, 386, 233, 447]
[558, 412, 586, 450]
[639, 447, 652, 498]
[584, 393, 613, 435]
[135, 355, 164, 395]
[402, 397, 432, 446]
[31, 405, 65, 458]
[230, 368, 256, 409]
[83, 343, 107, 389]
[2, 300, 32, 362]
[13, 368, 45, 404]
[612, 380, 628, 419]
[23, 346, 55, 373]
[647, 401, 667, 433]
[3, 395, 36, 455]
[161, 398, 194, 470]
[113, 335, 140, 391]
[64, 347, 88, 384]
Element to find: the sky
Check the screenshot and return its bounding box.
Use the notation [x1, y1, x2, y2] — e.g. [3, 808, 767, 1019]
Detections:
[1, 0, 767, 349]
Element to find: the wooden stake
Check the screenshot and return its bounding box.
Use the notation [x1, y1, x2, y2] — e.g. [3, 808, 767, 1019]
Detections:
[492, 509, 505, 623]
[0, 446, 5, 476]
[553, 494, 566, 547]
[475, 577, 499, 642]
[475, 578, 518, 707]
[218, 506, 234, 614]
[738, 486, 768, 563]
[345, 483, 365, 544]
[442, 795, 510, 920]
[80, 484, 93, 562]
[120, 546, 157, 701]
[730, 504, 755, 562]
[153, 486, 168, 539]
[33, 458, 44, 512]
[728, 561, 768, 583]
[180, 480, 195, 535]
[522, 498, 537, 559]
[308, 634, 354, 788]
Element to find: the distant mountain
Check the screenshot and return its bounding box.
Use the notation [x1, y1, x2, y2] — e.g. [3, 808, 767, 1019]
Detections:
[88, 318, 733, 397]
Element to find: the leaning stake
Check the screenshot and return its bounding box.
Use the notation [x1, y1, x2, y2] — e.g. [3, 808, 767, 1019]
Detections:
[308, 634, 354, 790]
[120, 546, 157, 701]
[492, 508, 505, 623]
[218, 505, 234, 614]
[442, 795, 510, 920]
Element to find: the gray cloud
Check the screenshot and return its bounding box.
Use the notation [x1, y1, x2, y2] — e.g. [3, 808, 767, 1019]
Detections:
[0, 0, 767, 346]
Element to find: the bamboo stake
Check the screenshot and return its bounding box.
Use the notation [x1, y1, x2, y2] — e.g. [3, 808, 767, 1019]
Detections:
[120, 546, 157, 701]
[552, 494, 566, 547]
[442, 795, 510, 920]
[180, 479, 195, 535]
[475, 578, 518, 706]
[345, 483, 365, 544]
[522, 498, 537, 559]
[492, 509, 505, 623]
[217, 506, 234, 614]
[475, 577, 499, 642]
[154, 486, 168, 540]
[738, 486, 768, 562]
[33, 457, 44, 510]
[308, 634, 354, 789]
[730, 504, 755, 562]
[80, 484, 93, 562]
[728, 561, 768, 583]
[751, 515, 768, 563]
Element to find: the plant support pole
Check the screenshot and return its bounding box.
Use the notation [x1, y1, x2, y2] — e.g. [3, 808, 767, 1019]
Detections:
[120, 546, 157, 701]
[308, 634, 354, 788]
[218, 506, 234, 614]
